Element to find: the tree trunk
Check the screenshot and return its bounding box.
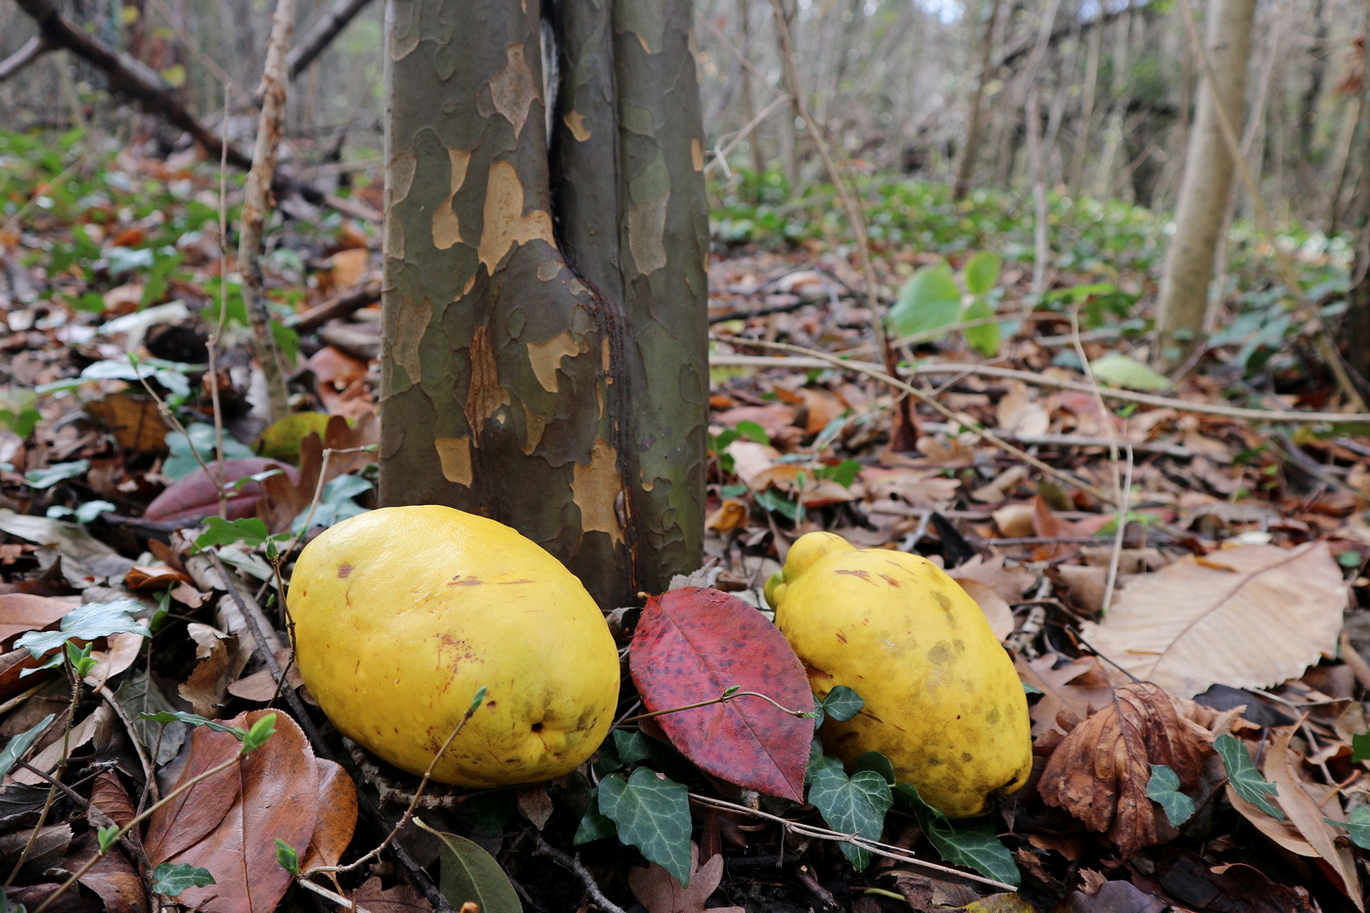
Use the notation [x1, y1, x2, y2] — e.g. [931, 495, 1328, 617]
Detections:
[1154, 0, 1256, 367]
[952, 0, 1002, 201]
[379, 0, 709, 608]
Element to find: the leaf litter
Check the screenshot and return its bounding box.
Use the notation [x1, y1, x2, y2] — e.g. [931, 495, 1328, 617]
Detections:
[0, 141, 1368, 913]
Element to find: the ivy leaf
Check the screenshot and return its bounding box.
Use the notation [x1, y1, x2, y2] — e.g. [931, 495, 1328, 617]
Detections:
[150, 863, 216, 897]
[1147, 764, 1195, 827]
[894, 783, 1019, 887]
[0, 714, 54, 778]
[16, 599, 149, 658]
[815, 686, 863, 726]
[889, 265, 962, 340]
[806, 754, 892, 871]
[597, 769, 693, 887]
[1214, 734, 1283, 820]
[573, 790, 618, 845]
[415, 819, 523, 913]
[1325, 806, 1370, 850]
[1088, 352, 1171, 392]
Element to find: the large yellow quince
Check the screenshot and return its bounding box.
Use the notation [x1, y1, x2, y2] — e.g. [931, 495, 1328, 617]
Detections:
[768, 532, 1032, 818]
[287, 505, 620, 787]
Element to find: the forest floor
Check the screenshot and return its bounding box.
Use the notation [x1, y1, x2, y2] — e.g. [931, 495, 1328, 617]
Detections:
[1, 133, 1369, 913]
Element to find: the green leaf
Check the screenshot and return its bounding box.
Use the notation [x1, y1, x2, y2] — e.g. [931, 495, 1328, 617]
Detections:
[963, 296, 1000, 357]
[16, 599, 150, 659]
[573, 790, 618, 844]
[275, 838, 299, 875]
[65, 640, 97, 677]
[139, 711, 248, 739]
[1087, 352, 1171, 392]
[415, 818, 524, 913]
[597, 768, 693, 886]
[1325, 805, 1370, 849]
[854, 751, 895, 785]
[734, 420, 771, 444]
[0, 714, 55, 777]
[243, 713, 278, 752]
[24, 460, 90, 489]
[889, 265, 962, 340]
[806, 754, 892, 871]
[151, 863, 216, 897]
[97, 824, 121, 853]
[292, 475, 372, 533]
[817, 686, 863, 724]
[962, 251, 1002, 296]
[1351, 731, 1370, 763]
[195, 517, 272, 550]
[1214, 734, 1284, 820]
[1146, 764, 1195, 826]
[893, 783, 1019, 886]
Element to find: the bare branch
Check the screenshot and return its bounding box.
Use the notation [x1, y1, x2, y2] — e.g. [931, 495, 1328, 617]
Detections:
[0, 33, 54, 83]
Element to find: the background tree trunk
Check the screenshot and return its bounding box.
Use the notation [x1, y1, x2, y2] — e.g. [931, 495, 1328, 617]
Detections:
[1154, 0, 1256, 367]
[379, 0, 709, 608]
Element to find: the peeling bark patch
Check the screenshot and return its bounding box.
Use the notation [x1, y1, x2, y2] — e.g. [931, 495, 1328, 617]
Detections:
[691, 138, 704, 171]
[478, 161, 555, 272]
[537, 259, 561, 282]
[626, 192, 670, 276]
[435, 436, 473, 486]
[464, 325, 511, 430]
[527, 332, 582, 393]
[489, 44, 538, 139]
[564, 110, 590, 141]
[393, 294, 433, 384]
[522, 407, 546, 454]
[573, 440, 624, 544]
[431, 202, 461, 250]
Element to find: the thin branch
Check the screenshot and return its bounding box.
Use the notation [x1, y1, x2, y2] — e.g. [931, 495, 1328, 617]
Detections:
[0, 33, 53, 82]
[708, 346, 1370, 425]
[286, 0, 376, 81]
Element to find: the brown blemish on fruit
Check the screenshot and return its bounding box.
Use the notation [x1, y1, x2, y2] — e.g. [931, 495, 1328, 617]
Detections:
[338, 563, 353, 578]
[836, 630, 848, 644]
[932, 591, 953, 611]
[835, 569, 872, 580]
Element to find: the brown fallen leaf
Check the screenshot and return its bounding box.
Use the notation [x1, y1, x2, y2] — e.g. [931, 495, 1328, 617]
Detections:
[0, 593, 81, 643]
[627, 842, 745, 913]
[1224, 727, 1363, 911]
[70, 833, 146, 913]
[351, 876, 433, 913]
[1078, 542, 1347, 698]
[1038, 682, 1211, 857]
[1015, 654, 1116, 738]
[144, 709, 320, 913]
[300, 759, 358, 871]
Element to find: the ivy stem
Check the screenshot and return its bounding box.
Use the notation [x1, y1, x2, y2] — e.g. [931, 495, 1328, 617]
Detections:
[618, 687, 814, 725]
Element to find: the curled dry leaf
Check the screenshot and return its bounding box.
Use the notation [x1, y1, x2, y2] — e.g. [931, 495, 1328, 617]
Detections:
[144, 459, 299, 526]
[628, 842, 746, 913]
[1015, 654, 1116, 738]
[629, 587, 811, 803]
[1078, 543, 1347, 698]
[1038, 682, 1212, 857]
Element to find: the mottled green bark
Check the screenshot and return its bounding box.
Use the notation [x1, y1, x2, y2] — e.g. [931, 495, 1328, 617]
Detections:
[380, 0, 707, 607]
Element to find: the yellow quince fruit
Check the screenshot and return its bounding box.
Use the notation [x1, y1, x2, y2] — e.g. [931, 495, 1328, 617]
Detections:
[768, 532, 1032, 818]
[287, 505, 620, 787]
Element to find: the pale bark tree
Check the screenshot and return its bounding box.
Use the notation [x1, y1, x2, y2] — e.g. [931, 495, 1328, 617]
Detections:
[1154, 0, 1256, 367]
[378, 0, 709, 608]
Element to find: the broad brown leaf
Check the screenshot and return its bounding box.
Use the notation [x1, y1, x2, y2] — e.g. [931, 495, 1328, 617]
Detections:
[629, 587, 810, 803]
[300, 759, 359, 871]
[1038, 682, 1210, 857]
[1079, 543, 1347, 697]
[1015, 654, 1116, 738]
[144, 709, 319, 913]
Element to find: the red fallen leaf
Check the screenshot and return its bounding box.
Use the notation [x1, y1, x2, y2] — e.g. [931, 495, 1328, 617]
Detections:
[144, 709, 320, 913]
[629, 587, 810, 803]
[145, 459, 299, 526]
